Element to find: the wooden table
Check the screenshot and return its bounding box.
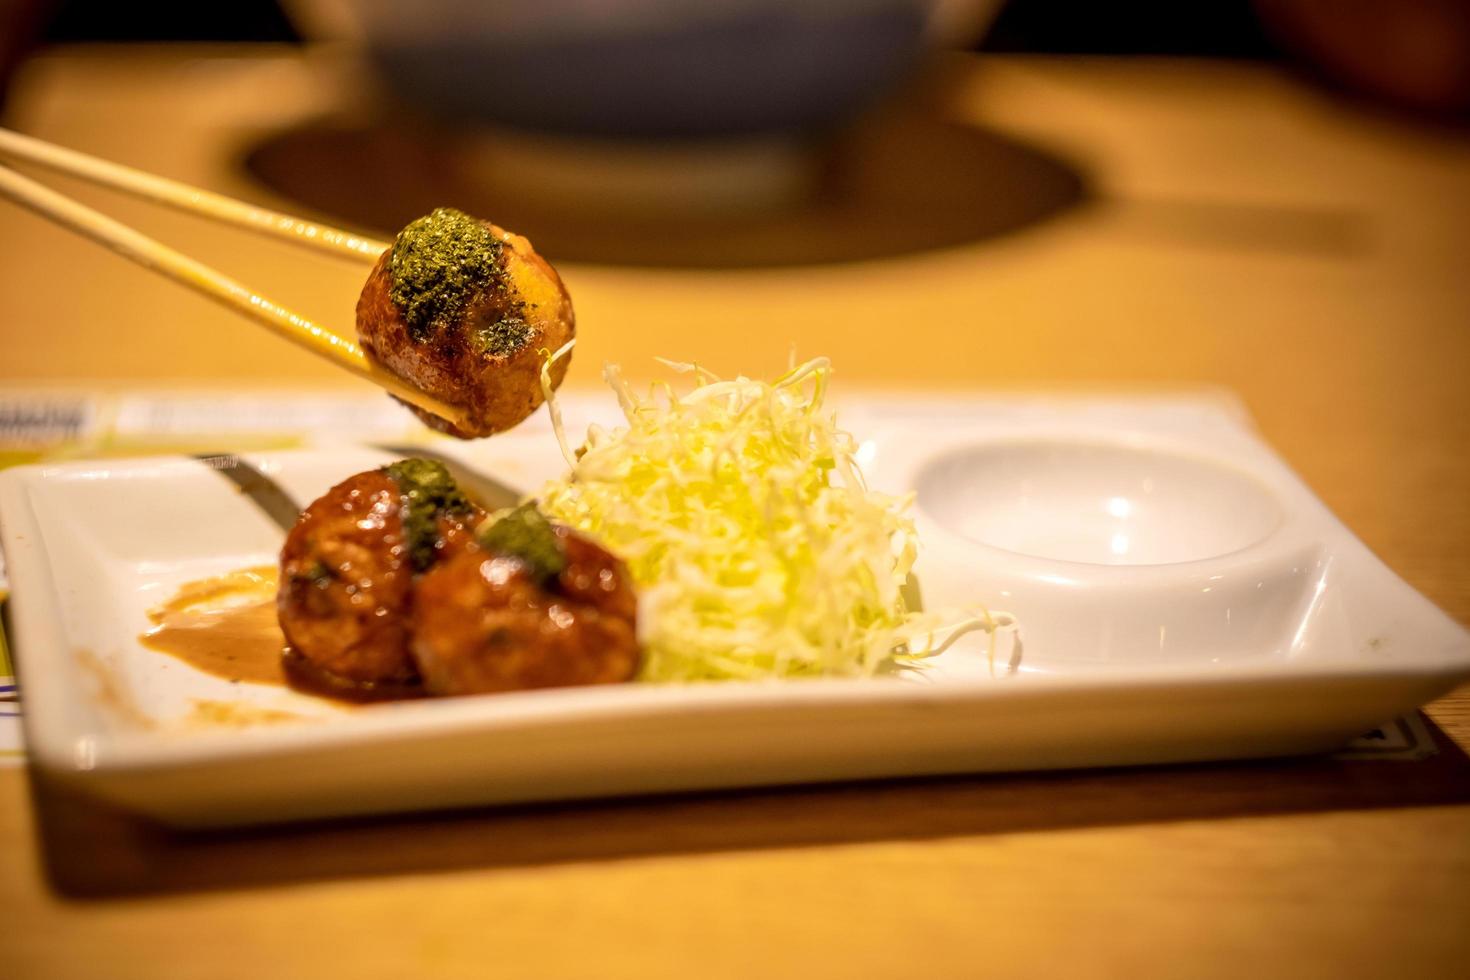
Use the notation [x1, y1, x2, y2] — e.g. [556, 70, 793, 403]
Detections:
[1, 46, 1468, 978]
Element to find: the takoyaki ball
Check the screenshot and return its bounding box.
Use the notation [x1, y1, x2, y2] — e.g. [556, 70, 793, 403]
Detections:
[356, 207, 574, 439]
[277, 458, 480, 697]
[277, 469, 417, 691]
[410, 506, 640, 696]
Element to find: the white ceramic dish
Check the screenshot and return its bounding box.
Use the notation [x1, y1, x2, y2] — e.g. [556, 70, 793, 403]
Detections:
[1, 392, 1466, 827]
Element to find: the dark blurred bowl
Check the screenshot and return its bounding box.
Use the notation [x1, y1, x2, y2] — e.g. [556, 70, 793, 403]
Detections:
[284, 0, 1003, 137]
[1254, 0, 1470, 117]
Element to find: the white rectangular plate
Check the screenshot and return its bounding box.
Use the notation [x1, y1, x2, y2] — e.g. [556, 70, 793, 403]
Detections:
[1, 393, 1467, 827]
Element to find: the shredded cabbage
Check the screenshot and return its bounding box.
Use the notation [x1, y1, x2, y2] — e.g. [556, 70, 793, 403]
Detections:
[537, 348, 1016, 682]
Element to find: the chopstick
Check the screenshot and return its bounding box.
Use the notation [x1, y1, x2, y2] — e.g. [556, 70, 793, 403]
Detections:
[0, 127, 390, 262]
[0, 162, 466, 428]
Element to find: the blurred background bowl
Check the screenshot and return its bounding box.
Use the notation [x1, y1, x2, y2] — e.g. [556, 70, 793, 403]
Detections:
[283, 0, 1005, 137]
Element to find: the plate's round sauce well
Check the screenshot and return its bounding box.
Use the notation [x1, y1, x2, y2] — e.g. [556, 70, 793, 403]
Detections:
[915, 440, 1283, 566]
[139, 566, 287, 686]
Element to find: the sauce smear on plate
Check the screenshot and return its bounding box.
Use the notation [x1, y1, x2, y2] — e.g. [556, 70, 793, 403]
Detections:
[140, 566, 286, 686]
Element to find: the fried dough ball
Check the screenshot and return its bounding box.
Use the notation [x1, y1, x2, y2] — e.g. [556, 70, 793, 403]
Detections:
[356, 208, 574, 439]
[411, 507, 640, 696]
[277, 469, 416, 690]
[277, 460, 481, 697]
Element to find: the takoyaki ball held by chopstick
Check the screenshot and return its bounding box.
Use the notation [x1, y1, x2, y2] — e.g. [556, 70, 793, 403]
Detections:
[412, 505, 641, 696]
[357, 208, 575, 439]
[277, 459, 482, 698]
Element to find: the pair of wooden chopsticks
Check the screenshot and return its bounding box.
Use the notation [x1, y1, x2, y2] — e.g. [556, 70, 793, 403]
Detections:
[0, 127, 464, 427]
